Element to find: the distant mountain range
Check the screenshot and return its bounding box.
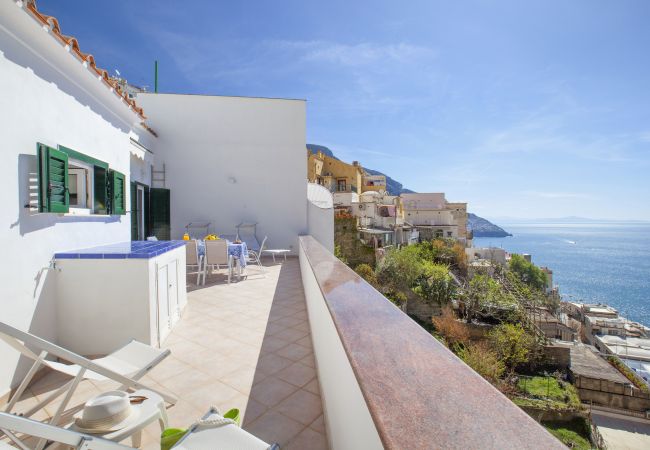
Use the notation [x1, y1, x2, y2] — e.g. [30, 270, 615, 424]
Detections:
[307, 143, 510, 237]
[487, 216, 650, 224]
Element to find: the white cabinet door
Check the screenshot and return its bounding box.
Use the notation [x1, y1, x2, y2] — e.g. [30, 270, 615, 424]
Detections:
[168, 259, 179, 324]
[157, 264, 171, 344]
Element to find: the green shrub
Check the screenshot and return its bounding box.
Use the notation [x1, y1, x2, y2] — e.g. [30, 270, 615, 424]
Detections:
[376, 245, 427, 291]
[489, 323, 534, 371]
[413, 262, 456, 305]
[457, 342, 505, 382]
[355, 264, 378, 287]
[386, 291, 407, 307]
[509, 254, 547, 291]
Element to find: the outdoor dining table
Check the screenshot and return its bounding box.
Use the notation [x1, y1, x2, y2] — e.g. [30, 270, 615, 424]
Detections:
[196, 237, 249, 280]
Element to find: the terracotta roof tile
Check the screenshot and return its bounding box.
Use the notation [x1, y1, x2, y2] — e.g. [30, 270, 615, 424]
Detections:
[21, 0, 146, 119]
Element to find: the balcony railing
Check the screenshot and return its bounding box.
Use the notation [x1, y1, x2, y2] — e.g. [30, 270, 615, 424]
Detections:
[298, 235, 564, 449]
[329, 185, 357, 193]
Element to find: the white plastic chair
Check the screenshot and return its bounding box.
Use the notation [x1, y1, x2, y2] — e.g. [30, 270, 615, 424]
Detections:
[203, 240, 234, 285]
[185, 240, 204, 285]
[0, 322, 177, 438]
[245, 236, 267, 276]
[0, 412, 135, 449]
[236, 223, 260, 253]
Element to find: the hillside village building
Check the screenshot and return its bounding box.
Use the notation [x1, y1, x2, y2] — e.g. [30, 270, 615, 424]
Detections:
[400, 193, 470, 246]
[351, 191, 416, 248]
[307, 149, 364, 193]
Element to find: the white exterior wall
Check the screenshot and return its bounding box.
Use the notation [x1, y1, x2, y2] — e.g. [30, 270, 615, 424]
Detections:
[332, 192, 358, 207]
[0, 4, 145, 395]
[401, 193, 447, 210]
[307, 183, 334, 252]
[405, 209, 456, 226]
[466, 247, 507, 265]
[137, 93, 307, 252]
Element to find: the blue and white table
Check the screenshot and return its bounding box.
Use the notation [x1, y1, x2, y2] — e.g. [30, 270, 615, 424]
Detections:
[196, 239, 249, 279]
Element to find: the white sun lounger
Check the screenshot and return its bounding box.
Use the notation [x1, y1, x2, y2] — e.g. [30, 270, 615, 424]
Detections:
[171, 407, 278, 450]
[0, 412, 135, 449]
[0, 322, 177, 434]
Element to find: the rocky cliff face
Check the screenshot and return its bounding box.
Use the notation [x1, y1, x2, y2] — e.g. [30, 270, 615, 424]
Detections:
[467, 213, 512, 237]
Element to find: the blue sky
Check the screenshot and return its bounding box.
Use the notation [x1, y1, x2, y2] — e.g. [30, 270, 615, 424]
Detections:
[40, 0, 650, 220]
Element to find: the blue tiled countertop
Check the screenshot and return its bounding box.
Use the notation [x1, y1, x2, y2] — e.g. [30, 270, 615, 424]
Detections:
[54, 241, 186, 259]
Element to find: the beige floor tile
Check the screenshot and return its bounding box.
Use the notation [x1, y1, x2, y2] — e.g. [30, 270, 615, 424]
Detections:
[275, 343, 312, 361]
[249, 376, 297, 407]
[275, 362, 316, 388]
[273, 389, 322, 426]
[160, 369, 214, 396]
[309, 414, 326, 434]
[240, 397, 268, 426]
[300, 352, 316, 368]
[259, 336, 291, 353]
[293, 321, 311, 333]
[143, 356, 194, 383]
[273, 327, 309, 343]
[296, 334, 313, 349]
[220, 365, 265, 395]
[304, 378, 321, 396]
[286, 426, 329, 450]
[244, 409, 304, 446]
[254, 354, 294, 376]
[181, 379, 242, 411]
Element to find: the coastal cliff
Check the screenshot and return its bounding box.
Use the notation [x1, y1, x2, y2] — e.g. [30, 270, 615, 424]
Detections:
[467, 213, 512, 237]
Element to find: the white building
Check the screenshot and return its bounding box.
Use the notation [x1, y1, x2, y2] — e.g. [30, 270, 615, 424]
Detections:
[466, 247, 507, 266]
[400, 192, 469, 245]
[0, 1, 328, 396]
[351, 191, 415, 247]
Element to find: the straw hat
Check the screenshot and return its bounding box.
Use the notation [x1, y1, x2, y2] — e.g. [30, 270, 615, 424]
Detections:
[74, 391, 140, 434]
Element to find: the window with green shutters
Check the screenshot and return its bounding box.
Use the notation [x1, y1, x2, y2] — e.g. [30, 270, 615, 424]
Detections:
[36, 142, 126, 216]
[109, 170, 126, 215]
[38, 144, 69, 213]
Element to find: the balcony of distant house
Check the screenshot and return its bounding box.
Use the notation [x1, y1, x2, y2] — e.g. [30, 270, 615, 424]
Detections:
[327, 178, 357, 193]
[362, 174, 387, 192]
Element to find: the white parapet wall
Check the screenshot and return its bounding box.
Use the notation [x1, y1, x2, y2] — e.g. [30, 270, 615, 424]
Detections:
[298, 239, 383, 450]
[307, 183, 334, 253]
[136, 93, 308, 252]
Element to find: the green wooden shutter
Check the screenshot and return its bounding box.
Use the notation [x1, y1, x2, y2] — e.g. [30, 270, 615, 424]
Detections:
[109, 170, 126, 215]
[37, 144, 69, 213]
[130, 182, 138, 239]
[149, 188, 171, 240]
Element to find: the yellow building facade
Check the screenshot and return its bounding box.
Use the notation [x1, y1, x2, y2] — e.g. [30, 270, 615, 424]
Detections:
[307, 149, 364, 193]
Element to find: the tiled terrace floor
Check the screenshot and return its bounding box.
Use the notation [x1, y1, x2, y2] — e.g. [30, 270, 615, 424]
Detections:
[5, 258, 328, 449]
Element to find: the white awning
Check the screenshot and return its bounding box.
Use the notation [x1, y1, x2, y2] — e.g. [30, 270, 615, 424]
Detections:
[129, 138, 151, 160]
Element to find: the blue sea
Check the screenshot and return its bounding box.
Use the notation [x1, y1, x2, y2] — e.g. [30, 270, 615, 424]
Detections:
[473, 222, 650, 327]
